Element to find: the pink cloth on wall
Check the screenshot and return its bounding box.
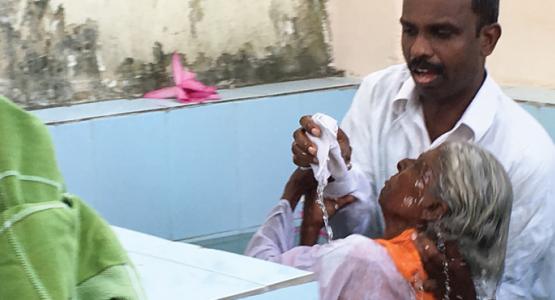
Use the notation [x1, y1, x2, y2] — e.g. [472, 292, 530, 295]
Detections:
[144, 53, 220, 103]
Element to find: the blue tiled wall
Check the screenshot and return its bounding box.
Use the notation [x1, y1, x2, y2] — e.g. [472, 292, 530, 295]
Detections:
[47, 89, 355, 240]
[521, 103, 555, 141]
[45, 87, 554, 241]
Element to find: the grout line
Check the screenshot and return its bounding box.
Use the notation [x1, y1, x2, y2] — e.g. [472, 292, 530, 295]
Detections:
[179, 226, 261, 243]
[126, 248, 313, 288]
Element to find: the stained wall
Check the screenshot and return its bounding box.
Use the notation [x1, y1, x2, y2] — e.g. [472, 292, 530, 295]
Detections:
[0, 0, 334, 107]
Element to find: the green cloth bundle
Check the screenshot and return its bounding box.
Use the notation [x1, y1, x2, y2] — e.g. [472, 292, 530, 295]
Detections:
[0, 96, 145, 300]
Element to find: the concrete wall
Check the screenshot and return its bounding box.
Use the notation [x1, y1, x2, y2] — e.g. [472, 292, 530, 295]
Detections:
[0, 0, 334, 108]
[4, 0, 555, 107]
[3, 0, 552, 107]
[327, 0, 555, 89]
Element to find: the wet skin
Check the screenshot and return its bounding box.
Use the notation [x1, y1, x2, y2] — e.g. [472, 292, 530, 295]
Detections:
[285, 146, 476, 299]
[379, 148, 448, 239]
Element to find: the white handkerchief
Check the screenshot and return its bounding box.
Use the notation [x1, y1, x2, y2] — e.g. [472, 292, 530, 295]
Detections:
[308, 113, 353, 197]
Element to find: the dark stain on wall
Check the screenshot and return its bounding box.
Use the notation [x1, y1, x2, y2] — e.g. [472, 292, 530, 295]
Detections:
[0, 0, 106, 107]
[188, 0, 204, 39]
[0, 0, 339, 108]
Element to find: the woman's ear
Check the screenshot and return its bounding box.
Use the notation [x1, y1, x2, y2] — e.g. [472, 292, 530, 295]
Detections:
[421, 199, 448, 222]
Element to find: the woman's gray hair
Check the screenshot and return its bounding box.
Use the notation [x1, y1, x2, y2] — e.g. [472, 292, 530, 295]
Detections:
[430, 141, 513, 295]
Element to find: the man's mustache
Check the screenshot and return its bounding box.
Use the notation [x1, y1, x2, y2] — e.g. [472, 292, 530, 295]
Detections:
[408, 57, 444, 75]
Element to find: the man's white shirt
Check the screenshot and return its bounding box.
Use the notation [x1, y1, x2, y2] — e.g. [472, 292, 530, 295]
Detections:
[332, 64, 555, 299]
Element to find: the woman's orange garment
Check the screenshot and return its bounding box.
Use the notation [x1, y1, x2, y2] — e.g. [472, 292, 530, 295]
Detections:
[376, 229, 435, 300]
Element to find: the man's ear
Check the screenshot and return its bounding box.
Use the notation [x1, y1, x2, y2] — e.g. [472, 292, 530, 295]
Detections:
[421, 199, 448, 222]
[480, 23, 502, 57]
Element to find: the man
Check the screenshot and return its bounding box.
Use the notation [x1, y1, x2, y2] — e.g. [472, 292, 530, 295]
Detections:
[0, 96, 145, 299]
[291, 0, 555, 298]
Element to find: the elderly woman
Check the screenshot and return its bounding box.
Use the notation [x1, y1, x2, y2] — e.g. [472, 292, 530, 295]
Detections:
[245, 142, 512, 300]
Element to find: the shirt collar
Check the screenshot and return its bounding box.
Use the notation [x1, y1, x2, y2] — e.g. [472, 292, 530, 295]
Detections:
[456, 74, 501, 141]
[392, 77, 416, 116]
[391, 73, 501, 142]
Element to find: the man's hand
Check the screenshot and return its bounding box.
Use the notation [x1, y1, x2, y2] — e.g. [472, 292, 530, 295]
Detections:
[292, 115, 352, 168]
[414, 232, 476, 300]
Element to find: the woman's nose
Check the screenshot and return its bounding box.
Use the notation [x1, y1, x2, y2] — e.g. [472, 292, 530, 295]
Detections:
[397, 158, 416, 171]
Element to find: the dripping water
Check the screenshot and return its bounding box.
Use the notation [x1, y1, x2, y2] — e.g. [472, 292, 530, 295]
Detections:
[316, 182, 334, 242]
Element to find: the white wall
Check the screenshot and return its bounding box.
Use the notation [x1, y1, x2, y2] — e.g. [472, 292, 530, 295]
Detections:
[327, 0, 555, 89]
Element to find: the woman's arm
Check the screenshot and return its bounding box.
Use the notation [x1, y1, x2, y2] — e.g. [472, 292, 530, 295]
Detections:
[245, 168, 352, 265]
[245, 168, 316, 262]
[299, 187, 356, 246]
[244, 199, 297, 262]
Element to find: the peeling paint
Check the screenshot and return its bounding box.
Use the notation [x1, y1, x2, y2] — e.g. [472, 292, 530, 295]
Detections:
[0, 0, 339, 108]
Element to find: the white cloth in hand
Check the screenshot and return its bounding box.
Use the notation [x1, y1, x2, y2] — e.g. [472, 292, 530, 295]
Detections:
[308, 113, 355, 198]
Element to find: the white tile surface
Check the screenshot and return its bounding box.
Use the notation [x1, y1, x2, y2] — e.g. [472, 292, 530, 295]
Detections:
[112, 226, 315, 300]
[127, 252, 261, 299]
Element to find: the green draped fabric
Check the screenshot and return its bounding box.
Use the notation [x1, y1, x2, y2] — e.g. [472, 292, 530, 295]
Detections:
[0, 96, 145, 300]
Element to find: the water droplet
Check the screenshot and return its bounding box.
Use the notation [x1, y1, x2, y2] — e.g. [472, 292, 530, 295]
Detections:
[423, 170, 433, 184]
[417, 197, 424, 205]
[414, 179, 425, 190]
[403, 196, 416, 207]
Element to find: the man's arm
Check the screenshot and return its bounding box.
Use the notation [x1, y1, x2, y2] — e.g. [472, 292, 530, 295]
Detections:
[334, 76, 387, 239]
[326, 164, 382, 239]
[497, 153, 555, 299]
[292, 120, 382, 239]
[292, 74, 389, 239]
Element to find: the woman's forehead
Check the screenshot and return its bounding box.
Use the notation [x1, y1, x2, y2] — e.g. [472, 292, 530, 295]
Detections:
[417, 148, 442, 175]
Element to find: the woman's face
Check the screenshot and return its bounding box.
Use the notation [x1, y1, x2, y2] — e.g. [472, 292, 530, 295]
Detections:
[379, 148, 445, 238]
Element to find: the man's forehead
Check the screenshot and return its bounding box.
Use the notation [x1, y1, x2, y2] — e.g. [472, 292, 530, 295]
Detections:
[402, 0, 474, 23]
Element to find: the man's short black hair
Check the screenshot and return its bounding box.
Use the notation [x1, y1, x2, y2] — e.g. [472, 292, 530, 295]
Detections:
[471, 0, 499, 31]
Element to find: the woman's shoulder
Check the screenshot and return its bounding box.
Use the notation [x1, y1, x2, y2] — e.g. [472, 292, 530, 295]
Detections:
[316, 235, 415, 300]
[317, 234, 392, 266]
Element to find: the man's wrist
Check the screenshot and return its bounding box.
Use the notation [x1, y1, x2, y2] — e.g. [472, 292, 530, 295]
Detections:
[324, 164, 356, 198]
